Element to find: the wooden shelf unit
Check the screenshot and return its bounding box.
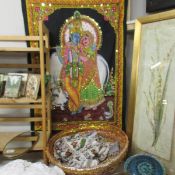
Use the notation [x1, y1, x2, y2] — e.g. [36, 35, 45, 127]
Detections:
[0, 21, 51, 163]
[0, 97, 42, 104]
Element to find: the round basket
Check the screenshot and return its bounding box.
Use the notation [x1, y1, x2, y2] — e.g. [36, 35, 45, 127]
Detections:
[46, 125, 128, 175]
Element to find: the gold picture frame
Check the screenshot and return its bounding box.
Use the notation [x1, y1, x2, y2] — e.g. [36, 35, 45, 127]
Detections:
[22, 0, 125, 130]
[127, 9, 175, 174]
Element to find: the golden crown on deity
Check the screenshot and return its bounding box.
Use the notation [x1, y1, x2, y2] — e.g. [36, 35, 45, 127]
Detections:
[69, 11, 83, 34]
[60, 11, 102, 50]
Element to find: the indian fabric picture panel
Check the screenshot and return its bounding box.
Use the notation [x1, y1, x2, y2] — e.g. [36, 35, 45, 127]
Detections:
[22, 0, 125, 130]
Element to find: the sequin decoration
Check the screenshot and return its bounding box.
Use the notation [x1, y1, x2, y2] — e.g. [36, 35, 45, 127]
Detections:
[23, 0, 125, 130]
[60, 11, 104, 112]
[46, 124, 129, 175]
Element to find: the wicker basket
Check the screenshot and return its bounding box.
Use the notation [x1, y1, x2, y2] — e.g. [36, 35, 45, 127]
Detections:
[46, 125, 128, 175]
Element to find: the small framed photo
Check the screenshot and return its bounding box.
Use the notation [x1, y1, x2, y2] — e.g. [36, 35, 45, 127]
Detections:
[4, 75, 22, 98]
[146, 0, 175, 12]
[8, 73, 28, 97]
[26, 74, 40, 100]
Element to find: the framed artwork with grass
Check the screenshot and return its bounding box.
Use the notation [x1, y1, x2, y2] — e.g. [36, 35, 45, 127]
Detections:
[127, 9, 175, 174]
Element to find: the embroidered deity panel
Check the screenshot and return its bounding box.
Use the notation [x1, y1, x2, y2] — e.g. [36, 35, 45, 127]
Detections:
[22, 0, 125, 130]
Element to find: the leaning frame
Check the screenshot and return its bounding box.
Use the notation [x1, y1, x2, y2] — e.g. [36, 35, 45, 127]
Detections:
[127, 8, 175, 144]
[127, 9, 175, 173]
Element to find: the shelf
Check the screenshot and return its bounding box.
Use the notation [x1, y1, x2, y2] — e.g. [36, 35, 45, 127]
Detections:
[0, 131, 49, 152]
[0, 104, 42, 109]
[0, 35, 47, 41]
[0, 20, 51, 162]
[0, 97, 42, 104]
[0, 47, 40, 52]
[0, 47, 49, 53]
[0, 96, 43, 108]
[0, 117, 42, 122]
[0, 64, 41, 68]
[3, 147, 43, 157]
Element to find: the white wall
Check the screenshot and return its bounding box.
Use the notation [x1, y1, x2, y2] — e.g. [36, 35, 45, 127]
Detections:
[125, 0, 150, 102]
[125, 0, 148, 116]
[0, 0, 27, 73]
[0, 0, 27, 74]
[0, 0, 30, 132]
[130, 0, 147, 20]
[0, 0, 26, 42]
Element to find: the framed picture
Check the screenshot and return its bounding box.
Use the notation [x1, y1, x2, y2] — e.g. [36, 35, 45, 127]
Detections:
[26, 74, 40, 100]
[146, 0, 175, 12]
[8, 73, 28, 97]
[4, 75, 22, 98]
[127, 10, 175, 174]
[22, 0, 126, 130]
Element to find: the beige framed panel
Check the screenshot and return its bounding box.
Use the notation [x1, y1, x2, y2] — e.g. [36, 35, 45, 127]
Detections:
[127, 9, 175, 175]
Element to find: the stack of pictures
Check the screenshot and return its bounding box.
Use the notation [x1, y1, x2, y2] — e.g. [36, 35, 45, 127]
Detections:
[26, 74, 41, 100]
[0, 73, 41, 99]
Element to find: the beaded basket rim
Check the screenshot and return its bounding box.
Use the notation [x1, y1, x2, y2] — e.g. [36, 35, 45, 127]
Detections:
[46, 125, 128, 175]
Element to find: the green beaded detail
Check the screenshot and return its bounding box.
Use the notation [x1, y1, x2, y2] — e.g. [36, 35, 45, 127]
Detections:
[65, 62, 84, 77]
[72, 63, 78, 79]
[78, 62, 83, 75]
[80, 81, 104, 105]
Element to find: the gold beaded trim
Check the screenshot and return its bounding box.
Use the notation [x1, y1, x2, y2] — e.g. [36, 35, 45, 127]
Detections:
[60, 14, 102, 50]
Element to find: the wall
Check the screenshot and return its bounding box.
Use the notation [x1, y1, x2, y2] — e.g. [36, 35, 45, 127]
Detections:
[0, 0, 30, 132]
[125, 0, 148, 115]
[0, 0, 26, 40]
[130, 0, 147, 20]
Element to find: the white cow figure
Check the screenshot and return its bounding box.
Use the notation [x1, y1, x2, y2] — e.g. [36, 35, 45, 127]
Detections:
[50, 51, 109, 110]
